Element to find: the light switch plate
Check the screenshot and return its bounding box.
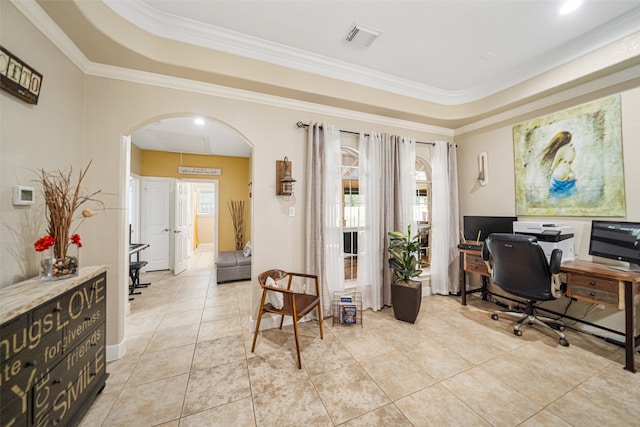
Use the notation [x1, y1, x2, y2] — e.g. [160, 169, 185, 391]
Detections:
[288, 206, 295, 217]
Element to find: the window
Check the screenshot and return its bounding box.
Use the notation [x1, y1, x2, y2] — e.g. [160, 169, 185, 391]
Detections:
[415, 157, 432, 266]
[198, 190, 215, 214]
[342, 148, 361, 281]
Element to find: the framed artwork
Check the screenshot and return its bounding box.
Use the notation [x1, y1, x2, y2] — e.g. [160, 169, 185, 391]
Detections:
[0, 46, 43, 105]
[513, 95, 625, 216]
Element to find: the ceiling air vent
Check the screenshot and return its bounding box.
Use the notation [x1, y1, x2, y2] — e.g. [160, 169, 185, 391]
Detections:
[344, 23, 381, 48]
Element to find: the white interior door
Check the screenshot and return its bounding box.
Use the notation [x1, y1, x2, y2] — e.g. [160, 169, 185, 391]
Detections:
[142, 177, 172, 271]
[174, 180, 189, 275]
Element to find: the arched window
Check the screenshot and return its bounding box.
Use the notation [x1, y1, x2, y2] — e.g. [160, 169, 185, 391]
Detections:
[415, 156, 432, 266]
[342, 147, 360, 281]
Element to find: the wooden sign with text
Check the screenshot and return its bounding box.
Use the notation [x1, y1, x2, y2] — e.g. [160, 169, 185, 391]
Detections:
[0, 46, 43, 105]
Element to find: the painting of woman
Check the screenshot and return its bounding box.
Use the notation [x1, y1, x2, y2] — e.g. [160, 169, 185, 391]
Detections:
[512, 95, 624, 216]
[539, 131, 577, 198]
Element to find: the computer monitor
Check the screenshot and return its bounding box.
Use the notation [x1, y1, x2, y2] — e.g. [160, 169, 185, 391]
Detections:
[588, 220, 640, 272]
[463, 216, 518, 242]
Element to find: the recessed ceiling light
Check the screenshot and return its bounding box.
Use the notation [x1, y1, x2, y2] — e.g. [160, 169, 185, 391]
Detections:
[559, 0, 583, 15]
[194, 117, 205, 126]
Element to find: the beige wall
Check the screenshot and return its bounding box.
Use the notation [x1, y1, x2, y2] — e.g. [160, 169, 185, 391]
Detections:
[454, 87, 640, 334]
[455, 87, 640, 249]
[1, 1, 86, 285]
[130, 143, 142, 176]
[76, 76, 449, 356]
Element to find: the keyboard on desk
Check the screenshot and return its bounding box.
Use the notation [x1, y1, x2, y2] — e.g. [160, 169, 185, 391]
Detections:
[457, 243, 483, 251]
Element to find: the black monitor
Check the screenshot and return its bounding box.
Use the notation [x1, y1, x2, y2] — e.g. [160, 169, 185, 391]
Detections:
[463, 216, 518, 242]
[588, 220, 640, 272]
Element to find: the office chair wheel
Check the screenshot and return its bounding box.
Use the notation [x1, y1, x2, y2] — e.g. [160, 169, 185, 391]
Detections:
[559, 338, 569, 347]
[549, 323, 564, 331]
[491, 314, 499, 321]
[513, 329, 522, 337]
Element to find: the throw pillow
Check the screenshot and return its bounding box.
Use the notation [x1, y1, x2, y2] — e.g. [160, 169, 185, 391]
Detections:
[265, 276, 284, 309]
[243, 241, 252, 257]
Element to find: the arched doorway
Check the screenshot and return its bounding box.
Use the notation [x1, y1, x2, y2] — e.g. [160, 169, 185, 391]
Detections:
[123, 114, 252, 301]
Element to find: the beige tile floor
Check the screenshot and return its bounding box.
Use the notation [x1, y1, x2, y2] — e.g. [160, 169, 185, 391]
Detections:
[80, 245, 640, 426]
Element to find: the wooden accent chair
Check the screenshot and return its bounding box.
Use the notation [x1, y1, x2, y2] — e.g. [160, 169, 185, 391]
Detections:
[251, 269, 323, 369]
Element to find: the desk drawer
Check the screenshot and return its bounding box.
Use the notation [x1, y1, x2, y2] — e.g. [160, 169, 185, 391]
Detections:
[570, 285, 619, 307]
[568, 274, 619, 308]
[465, 254, 488, 276]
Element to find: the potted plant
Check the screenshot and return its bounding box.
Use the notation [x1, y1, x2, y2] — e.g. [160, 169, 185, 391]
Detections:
[388, 225, 423, 323]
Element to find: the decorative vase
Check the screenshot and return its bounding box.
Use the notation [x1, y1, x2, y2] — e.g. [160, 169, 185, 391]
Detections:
[39, 246, 79, 281]
[39, 248, 54, 281]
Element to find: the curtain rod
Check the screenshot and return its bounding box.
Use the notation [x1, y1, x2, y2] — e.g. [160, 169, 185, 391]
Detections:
[296, 121, 435, 146]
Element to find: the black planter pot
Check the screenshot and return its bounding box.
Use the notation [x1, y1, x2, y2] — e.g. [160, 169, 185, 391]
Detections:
[391, 280, 422, 323]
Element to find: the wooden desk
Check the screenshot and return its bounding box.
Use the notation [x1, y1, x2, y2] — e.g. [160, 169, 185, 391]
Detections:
[459, 248, 640, 372]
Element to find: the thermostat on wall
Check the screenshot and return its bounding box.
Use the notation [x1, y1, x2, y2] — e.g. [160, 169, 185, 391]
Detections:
[13, 185, 35, 206]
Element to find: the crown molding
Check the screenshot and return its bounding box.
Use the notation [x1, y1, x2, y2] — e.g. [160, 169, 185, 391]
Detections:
[11, 0, 92, 71]
[12, 0, 640, 138]
[103, 1, 640, 106]
[85, 61, 454, 137]
[456, 61, 640, 136]
[11, 0, 453, 137]
[102, 0, 462, 104]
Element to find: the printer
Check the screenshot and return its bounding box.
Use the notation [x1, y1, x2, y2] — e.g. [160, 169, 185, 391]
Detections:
[512, 221, 575, 262]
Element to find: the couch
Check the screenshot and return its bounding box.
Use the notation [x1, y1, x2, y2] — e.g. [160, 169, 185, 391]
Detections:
[216, 250, 251, 283]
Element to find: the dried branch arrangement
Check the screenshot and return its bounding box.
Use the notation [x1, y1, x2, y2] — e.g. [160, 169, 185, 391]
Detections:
[228, 200, 246, 250]
[38, 161, 103, 259]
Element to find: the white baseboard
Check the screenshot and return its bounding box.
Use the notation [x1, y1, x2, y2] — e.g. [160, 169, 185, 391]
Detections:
[106, 338, 126, 362]
[418, 270, 431, 295]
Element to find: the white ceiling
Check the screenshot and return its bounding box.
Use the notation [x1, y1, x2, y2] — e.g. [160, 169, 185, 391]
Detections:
[131, 116, 251, 157]
[121, 0, 640, 157]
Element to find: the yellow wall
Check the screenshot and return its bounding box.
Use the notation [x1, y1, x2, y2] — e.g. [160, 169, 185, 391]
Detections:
[130, 143, 142, 176]
[140, 151, 251, 251]
[196, 215, 215, 244]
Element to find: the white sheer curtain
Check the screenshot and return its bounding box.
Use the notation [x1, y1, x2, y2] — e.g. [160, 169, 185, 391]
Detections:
[358, 132, 383, 309]
[430, 141, 460, 295]
[398, 137, 417, 234]
[305, 123, 344, 316]
[357, 133, 416, 310]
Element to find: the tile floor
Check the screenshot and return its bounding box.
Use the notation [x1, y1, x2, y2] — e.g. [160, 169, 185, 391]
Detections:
[80, 245, 640, 426]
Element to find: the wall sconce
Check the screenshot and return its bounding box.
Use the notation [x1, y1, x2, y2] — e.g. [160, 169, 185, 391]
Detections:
[276, 157, 296, 200]
[477, 152, 488, 186]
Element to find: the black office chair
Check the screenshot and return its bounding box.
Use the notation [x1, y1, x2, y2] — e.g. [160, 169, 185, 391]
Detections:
[482, 233, 569, 346]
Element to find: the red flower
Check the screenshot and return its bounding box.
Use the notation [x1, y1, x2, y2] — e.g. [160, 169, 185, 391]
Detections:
[70, 234, 83, 248]
[34, 235, 55, 252]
